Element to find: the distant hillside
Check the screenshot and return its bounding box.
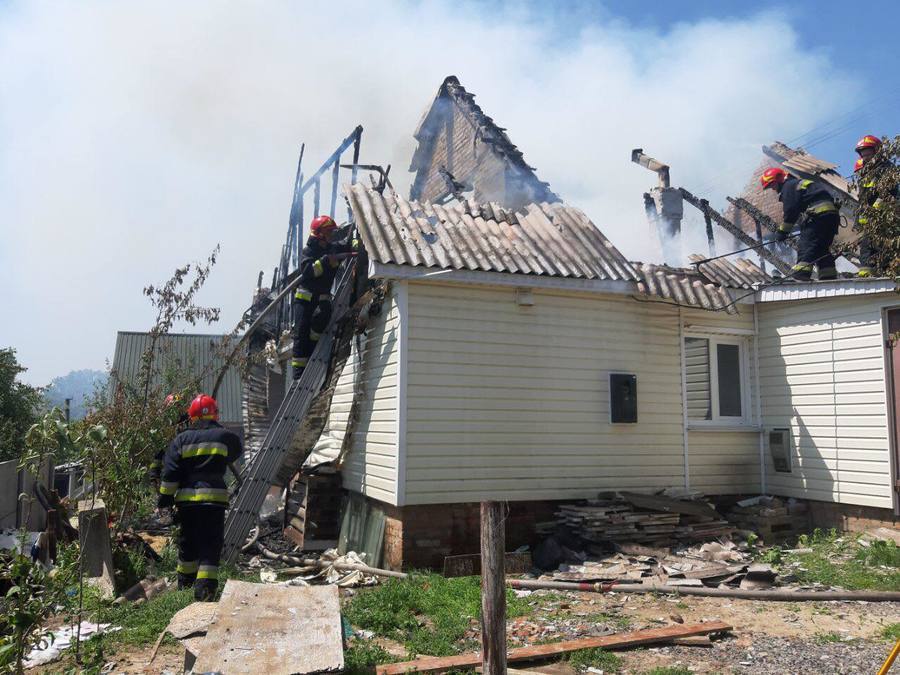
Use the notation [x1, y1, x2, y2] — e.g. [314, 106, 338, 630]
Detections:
[43, 369, 108, 420]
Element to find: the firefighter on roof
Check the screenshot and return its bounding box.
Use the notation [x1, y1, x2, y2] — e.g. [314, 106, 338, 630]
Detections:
[761, 167, 839, 281]
[854, 134, 885, 277]
[158, 394, 242, 601]
[290, 215, 357, 381]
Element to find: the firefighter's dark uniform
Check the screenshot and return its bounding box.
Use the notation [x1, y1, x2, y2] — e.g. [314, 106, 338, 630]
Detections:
[158, 419, 242, 600]
[776, 177, 839, 281]
[290, 226, 356, 380]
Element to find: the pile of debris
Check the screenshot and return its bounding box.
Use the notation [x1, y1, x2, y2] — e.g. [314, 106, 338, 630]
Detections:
[725, 495, 810, 543]
[547, 539, 779, 590]
[543, 491, 733, 552]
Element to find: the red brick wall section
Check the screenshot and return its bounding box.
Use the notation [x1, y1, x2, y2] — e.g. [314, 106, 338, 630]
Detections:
[396, 501, 559, 571]
[807, 500, 900, 533]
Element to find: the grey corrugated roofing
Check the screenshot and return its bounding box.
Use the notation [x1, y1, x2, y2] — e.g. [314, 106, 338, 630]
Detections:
[688, 255, 771, 290]
[633, 262, 737, 314]
[764, 142, 854, 199]
[109, 332, 243, 423]
[347, 183, 640, 282]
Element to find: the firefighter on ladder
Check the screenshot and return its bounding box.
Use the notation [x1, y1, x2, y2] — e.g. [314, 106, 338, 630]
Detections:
[854, 134, 886, 277]
[158, 394, 242, 601]
[761, 167, 839, 281]
[290, 215, 357, 381]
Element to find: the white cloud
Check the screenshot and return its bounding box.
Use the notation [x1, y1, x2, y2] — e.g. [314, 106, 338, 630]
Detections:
[0, 1, 857, 383]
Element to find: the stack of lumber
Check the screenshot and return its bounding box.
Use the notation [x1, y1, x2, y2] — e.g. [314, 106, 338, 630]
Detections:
[553, 492, 732, 549]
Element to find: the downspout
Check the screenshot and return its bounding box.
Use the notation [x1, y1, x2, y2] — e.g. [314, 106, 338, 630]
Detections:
[753, 302, 766, 494]
[678, 307, 690, 490]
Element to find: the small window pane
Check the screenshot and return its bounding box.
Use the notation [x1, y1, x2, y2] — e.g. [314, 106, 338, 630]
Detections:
[684, 337, 711, 420]
[717, 343, 742, 417]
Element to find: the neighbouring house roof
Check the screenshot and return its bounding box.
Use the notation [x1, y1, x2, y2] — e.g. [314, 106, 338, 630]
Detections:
[728, 142, 857, 249]
[347, 183, 639, 282]
[631, 262, 738, 314]
[410, 75, 560, 206]
[109, 331, 243, 423]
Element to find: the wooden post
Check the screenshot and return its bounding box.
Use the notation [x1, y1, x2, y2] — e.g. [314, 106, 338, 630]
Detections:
[480, 501, 506, 675]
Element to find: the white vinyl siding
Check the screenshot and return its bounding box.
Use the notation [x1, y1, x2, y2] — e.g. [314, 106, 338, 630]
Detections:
[400, 283, 759, 504]
[340, 287, 401, 504]
[758, 295, 896, 508]
[681, 308, 761, 493]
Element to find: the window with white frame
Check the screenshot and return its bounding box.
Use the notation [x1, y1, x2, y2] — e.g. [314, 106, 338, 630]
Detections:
[684, 334, 748, 423]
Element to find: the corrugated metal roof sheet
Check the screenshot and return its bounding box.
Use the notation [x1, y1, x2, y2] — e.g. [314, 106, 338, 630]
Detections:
[688, 255, 771, 289]
[347, 183, 640, 282]
[764, 142, 854, 199]
[109, 331, 243, 423]
[757, 277, 898, 302]
[632, 262, 738, 314]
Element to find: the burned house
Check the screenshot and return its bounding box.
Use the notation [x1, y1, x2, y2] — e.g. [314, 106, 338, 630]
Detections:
[226, 77, 899, 571]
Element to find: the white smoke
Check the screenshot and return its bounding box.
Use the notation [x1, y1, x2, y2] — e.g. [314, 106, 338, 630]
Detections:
[0, 2, 857, 383]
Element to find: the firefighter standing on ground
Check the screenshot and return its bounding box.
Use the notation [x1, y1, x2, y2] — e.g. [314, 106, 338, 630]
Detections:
[158, 394, 242, 601]
[761, 167, 839, 281]
[854, 134, 886, 277]
[290, 215, 357, 381]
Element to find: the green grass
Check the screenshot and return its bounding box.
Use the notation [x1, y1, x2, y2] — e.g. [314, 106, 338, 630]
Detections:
[642, 668, 693, 675]
[880, 623, 900, 641]
[813, 631, 844, 644]
[574, 611, 632, 631]
[757, 529, 900, 591]
[565, 647, 622, 672]
[344, 642, 394, 674]
[344, 573, 530, 657]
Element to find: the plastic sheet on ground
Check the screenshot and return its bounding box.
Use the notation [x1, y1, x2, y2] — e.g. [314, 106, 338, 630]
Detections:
[24, 622, 120, 668]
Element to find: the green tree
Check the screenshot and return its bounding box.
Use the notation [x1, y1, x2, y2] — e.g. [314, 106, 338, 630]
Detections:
[852, 135, 900, 276]
[0, 349, 44, 463]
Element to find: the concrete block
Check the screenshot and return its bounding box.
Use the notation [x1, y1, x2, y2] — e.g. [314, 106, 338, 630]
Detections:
[78, 498, 115, 598]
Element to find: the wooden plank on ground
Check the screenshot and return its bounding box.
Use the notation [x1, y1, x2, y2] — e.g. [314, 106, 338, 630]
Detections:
[376, 621, 732, 675]
[618, 492, 721, 520]
[192, 580, 343, 674]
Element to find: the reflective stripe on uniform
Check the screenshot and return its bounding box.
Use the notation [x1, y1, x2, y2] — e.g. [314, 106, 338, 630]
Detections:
[180, 442, 228, 459]
[174, 487, 229, 503]
[149, 460, 162, 469]
[177, 560, 199, 574]
[798, 179, 814, 190]
[858, 216, 869, 224]
[792, 263, 813, 272]
[291, 357, 308, 368]
[778, 224, 792, 233]
[159, 481, 179, 495]
[313, 259, 324, 277]
[858, 267, 873, 277]
[197, 564, 219, 580]
[309, 331, 321, 342]
[294, 288, 312, 301]
[807, 200, 837, 215]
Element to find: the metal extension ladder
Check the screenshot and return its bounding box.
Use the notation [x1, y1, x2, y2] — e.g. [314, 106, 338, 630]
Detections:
[221, 260, 356, 564]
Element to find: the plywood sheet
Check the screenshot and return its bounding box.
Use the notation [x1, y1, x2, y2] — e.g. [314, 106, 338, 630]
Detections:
[192, 580, 343, 674]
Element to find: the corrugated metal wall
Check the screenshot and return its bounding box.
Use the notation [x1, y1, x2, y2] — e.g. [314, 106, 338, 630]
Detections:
[109, 331, 243, 423]
[758, 295, 896, 508]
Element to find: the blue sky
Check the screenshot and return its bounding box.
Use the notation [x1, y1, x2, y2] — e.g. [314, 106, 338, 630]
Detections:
[0, 1, 896, 385]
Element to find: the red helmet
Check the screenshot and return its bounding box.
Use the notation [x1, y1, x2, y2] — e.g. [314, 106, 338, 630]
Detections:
[188, 394, 218, 421]
[310, 215, 337, 240]
[760, 167, 788, 190]
[854, 158, 864, 173]
[855, 135, 882, 154]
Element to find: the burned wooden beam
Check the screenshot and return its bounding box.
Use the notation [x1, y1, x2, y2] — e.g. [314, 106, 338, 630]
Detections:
[680, 188, 792, 275]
